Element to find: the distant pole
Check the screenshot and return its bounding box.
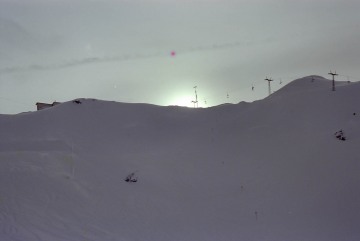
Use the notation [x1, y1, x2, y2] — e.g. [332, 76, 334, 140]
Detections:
[328, 71, 338, 91]
[265, 77, 273, 96]
[192, 86, 198, 108]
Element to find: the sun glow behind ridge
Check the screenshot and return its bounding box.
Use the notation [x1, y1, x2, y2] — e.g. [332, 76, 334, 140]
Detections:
[165, 94, 195, 108]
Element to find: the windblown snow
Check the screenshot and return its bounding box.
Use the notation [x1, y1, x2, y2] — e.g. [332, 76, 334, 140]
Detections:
[0, 76, 359, 241]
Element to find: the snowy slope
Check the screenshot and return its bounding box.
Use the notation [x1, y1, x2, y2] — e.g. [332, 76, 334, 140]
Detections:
[0, 76, 360, 241]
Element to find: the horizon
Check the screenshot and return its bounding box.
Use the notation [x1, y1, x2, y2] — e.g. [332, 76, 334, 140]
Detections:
[5, 75, 358, 115]
[1, 74, 359, 114]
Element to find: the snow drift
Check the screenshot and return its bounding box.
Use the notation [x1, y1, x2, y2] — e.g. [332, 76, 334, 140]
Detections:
[0, 75, 359, 241]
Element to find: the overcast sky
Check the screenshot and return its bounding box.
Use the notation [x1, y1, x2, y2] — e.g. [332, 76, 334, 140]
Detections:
[1, 0, 360, 113]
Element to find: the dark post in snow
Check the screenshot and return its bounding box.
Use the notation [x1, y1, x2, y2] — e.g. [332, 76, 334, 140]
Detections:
[265, 77, 273, 96]
[328, 71, 338, 91]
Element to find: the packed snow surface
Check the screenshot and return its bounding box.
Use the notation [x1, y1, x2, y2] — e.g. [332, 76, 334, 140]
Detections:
[0, 76, 360, 241]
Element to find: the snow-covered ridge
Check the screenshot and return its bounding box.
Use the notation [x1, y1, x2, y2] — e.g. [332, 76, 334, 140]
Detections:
[0, 76, 360, 241]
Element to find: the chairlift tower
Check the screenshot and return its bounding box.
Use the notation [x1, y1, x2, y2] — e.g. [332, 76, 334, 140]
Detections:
[265, 77, 273, 96]
[328, 71, 338, 91]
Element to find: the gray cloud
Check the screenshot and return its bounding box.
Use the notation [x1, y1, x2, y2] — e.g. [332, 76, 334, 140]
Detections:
[0, 41, 257, 74]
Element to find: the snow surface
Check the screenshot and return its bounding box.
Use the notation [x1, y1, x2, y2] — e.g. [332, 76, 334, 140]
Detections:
[0, 75, 360, 241]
